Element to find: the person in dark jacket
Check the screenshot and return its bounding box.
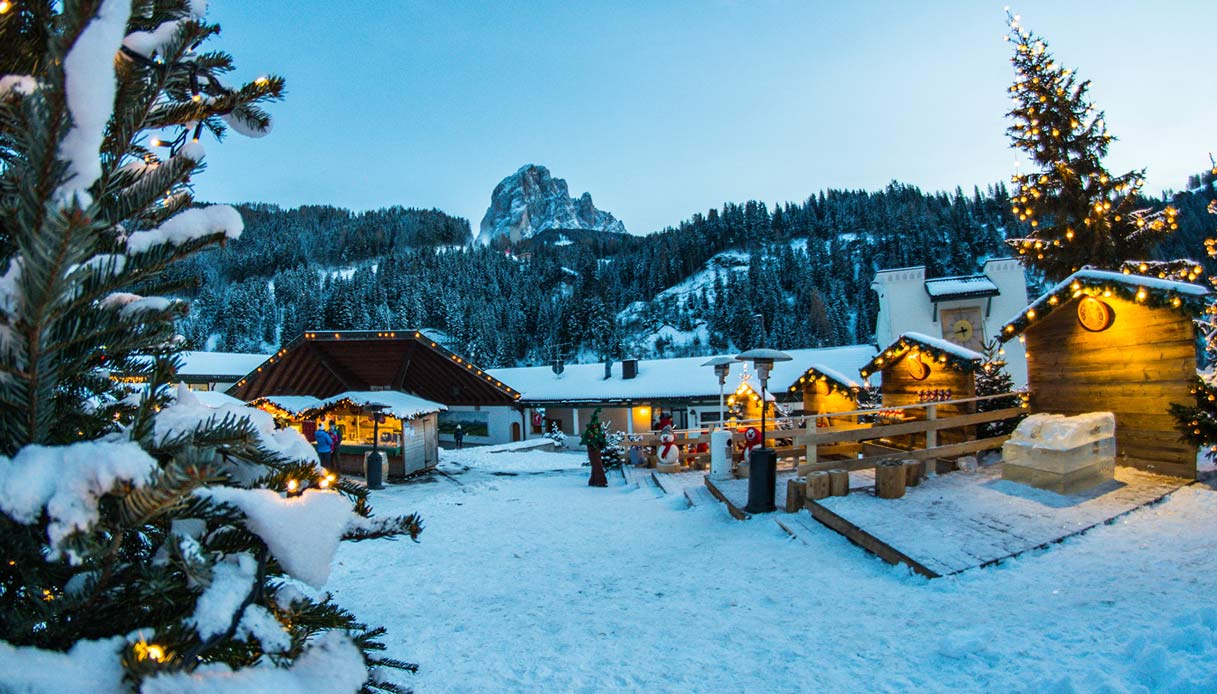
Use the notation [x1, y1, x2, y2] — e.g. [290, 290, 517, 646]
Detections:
[453, 423, 465, 449]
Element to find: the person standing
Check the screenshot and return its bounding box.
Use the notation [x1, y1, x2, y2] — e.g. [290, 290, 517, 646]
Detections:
[328, 420, 342, 449]
[314, 421, 334, 472]
[453, 423, 465, 449]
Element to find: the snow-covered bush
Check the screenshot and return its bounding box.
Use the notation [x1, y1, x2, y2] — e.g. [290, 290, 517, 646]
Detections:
[0, 3, 418, 692]
[545, 423, 567, 449]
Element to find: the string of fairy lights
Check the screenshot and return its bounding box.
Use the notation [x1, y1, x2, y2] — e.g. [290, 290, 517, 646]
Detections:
[859, 338, 982, 381]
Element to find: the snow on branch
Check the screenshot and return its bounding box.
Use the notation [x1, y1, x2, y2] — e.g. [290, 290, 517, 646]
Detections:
[0, 637, 126, 693]
[141, 631, 367, 694]
[0, 75, 38, 99]
[126, 205, 244, 255]
[57, 0, 133, 206]
[197, 487, 354, 588]
[0, 440, 158, 561]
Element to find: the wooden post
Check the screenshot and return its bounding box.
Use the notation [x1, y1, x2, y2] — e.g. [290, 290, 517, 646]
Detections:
[785, 477, 806, 512]
[875, 461, 907, 499]
[806, 471, 831, 500]
[903, 459, 923, 487]
[925, 404, 938, 449]
[828, 469, 849, 496]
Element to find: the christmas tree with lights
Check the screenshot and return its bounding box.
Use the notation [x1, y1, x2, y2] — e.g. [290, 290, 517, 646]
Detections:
[0, 2, 419, 691]
[1003, 11, 1177, 282]
[1169, 167, 1217, 459]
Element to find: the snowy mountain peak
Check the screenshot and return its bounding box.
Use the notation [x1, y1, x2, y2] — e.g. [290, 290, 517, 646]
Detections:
[478, 164, 626, 244]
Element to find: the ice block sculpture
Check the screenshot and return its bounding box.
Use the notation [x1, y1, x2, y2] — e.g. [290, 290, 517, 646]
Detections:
[1001, 412, 1116, 494]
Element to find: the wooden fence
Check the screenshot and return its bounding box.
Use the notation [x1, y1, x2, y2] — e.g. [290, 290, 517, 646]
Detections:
[620, 392, 1027, 472]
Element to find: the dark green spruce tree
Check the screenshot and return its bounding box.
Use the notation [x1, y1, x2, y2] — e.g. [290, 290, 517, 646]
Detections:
[0, 2, 419, 691]
[1003, 11, 1176, 282]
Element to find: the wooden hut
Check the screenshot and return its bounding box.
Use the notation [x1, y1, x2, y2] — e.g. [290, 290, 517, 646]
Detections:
[784, 364, 865, 426]
[228, 330, 522, 445]
[726, 380, 775, 426]
[997, 269, 1209, 479]
[860, 332, 983, 446]
[300, 391, 444, 478]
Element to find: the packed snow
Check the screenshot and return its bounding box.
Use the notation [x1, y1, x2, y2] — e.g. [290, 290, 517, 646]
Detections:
[190, 553, 258, 639]
[156, 384, 318, 464]
[0, 75, 38, 99]
[328, 447, 1217, 692]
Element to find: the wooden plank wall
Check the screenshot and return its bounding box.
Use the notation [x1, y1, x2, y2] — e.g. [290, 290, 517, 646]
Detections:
[882, 353, 976, 445]
[1026, 295, 1196, 478]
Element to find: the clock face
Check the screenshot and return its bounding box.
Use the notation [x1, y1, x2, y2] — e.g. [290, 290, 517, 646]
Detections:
[950, 319, 974, 344]
[1077, 296, 1115, 332]
[905, 356, 931, 381]
[940, 307, 985, 351]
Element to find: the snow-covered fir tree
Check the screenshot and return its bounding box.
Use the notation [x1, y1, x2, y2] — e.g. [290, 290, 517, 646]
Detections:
[0, 2, 420, 691]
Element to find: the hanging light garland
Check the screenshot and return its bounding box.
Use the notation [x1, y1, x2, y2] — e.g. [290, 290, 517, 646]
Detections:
[860, 336, 982, 380]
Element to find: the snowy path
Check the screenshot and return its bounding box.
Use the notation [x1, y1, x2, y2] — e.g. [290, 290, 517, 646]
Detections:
[330, 449, 1217, 693]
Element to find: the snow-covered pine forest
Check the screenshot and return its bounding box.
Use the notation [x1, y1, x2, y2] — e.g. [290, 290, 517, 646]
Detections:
[176, 180, 1217, 365]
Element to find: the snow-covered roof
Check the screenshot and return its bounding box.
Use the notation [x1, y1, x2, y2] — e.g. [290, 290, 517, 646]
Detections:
[301, 390, 446, 421]
[923, 275, 999, 300]
[861, 331, 983, 378]
[248, 395, 324, 416]
[188, 390, 248, 408]
[176, 351, 269, 379]
[998, 268, 1210, 342]
[488, 345, 878, 403]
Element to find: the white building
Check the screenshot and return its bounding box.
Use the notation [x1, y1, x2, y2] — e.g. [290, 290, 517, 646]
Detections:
[871, 258, 1028, 386]
[487, 345, 878, 442]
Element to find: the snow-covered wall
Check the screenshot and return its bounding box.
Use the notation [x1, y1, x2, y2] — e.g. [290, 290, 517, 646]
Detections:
[872, 259, 1028, 386]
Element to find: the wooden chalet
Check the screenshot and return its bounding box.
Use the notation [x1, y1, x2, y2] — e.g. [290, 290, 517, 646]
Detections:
[997, 269, 1209, 479]
[783, 362, 866, 426]
[228, 330, 523, 445]
[861, 332, 983, 446]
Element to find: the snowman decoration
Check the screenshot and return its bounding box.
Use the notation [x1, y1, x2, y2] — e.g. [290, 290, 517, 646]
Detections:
[742, 426, 762, 463]
[657, 426, 681, 467]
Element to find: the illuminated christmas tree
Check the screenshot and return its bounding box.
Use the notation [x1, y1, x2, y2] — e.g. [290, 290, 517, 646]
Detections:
[1003, 11, 1176, 282]
[0, 2, 418, 691]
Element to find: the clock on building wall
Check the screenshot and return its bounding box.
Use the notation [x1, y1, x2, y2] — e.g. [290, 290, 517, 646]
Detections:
[940, 306, 985, 352]
[1077, 296, 1115, 332]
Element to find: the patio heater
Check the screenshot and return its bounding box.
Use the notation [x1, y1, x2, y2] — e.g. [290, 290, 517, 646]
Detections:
[364, 402, 388, 490]
[735, 348, 792, 513]
[701, 356, 735, 481]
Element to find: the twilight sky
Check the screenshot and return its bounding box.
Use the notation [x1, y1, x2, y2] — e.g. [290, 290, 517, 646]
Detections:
[196, 1, 1217, 238]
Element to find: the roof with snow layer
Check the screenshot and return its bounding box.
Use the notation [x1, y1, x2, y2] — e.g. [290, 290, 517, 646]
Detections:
[860, 332, 984, 379]
[997, 268, 1210, 342]
[488, 345, 878, 404]
[300, 390, 446, 422]
[923, 274, 1000, 301]
[247, 395, 324, 416]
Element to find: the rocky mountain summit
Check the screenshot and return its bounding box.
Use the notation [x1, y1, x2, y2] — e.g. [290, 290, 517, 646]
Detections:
[479, 164, 626, 244]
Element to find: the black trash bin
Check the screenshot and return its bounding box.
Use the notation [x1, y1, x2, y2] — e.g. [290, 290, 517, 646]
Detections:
[365, 450, 384, 490]
[744, 448, 777, 513]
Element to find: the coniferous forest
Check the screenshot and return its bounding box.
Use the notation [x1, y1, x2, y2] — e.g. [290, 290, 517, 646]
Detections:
[177, 177, 1217, 367]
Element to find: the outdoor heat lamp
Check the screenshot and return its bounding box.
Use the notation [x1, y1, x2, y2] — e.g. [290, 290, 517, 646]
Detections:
[701, 356, 735, 427]
[734, 348, 792, 514]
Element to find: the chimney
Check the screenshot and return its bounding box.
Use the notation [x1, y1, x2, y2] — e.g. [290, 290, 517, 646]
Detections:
[604, 360, 612, 380]
[622, 359, 638, 380]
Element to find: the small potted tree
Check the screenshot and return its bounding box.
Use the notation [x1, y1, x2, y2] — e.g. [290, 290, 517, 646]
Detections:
[580, 408, 609, 487]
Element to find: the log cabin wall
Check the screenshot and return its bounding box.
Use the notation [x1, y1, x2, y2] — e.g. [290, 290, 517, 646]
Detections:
[1024, 295, 1197, 479]
[882, 353, 976, 445]
[802, 388, 859, 423]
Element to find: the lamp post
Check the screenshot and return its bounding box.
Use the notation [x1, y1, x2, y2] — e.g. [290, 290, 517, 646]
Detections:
[365, 402, 388, 490]
[735, 348, 792, 513]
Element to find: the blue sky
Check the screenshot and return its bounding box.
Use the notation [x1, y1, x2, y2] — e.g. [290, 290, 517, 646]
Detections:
[196, 1, 1217, 238]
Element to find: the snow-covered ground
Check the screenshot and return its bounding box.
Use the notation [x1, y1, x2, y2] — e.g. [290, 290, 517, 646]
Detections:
[332, 448, 1217, 693]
